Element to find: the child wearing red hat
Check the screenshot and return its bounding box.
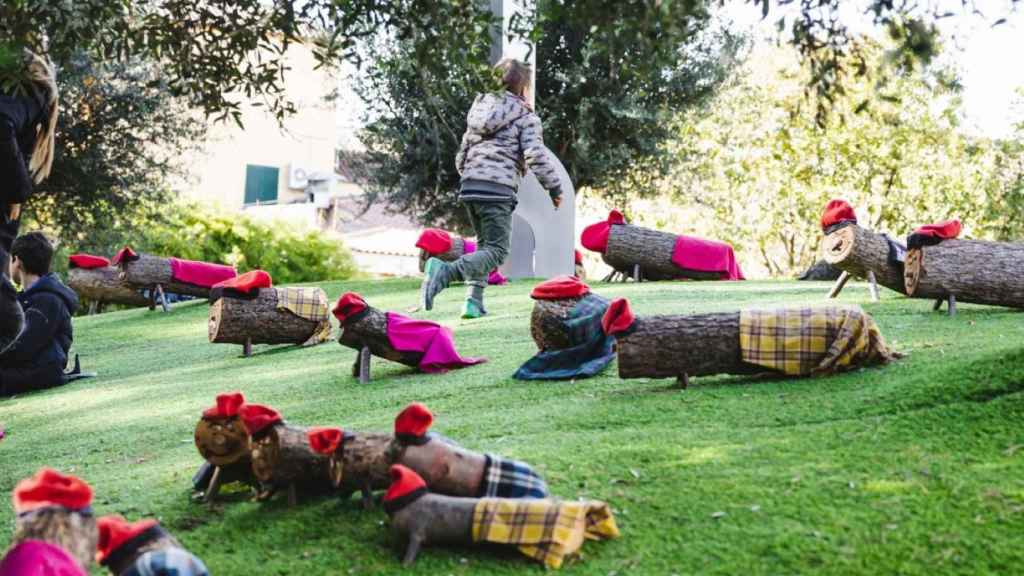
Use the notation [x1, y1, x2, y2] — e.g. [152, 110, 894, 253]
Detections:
[95, 515, 208, 576]
[8, 468, 97, 572]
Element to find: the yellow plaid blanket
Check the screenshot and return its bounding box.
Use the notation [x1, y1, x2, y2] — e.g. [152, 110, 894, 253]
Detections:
[739, 305, 896, 376]
[275, 287, 332, 345]
[472, 498, 620, 569]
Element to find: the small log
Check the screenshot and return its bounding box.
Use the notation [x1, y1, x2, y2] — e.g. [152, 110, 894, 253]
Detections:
[530, 296, 585, 350]
[617, 312, 762, 380]
[194, 416, 251, 467]
[209, 289, 325, 347]
[821, 225, 905, 294]
[903, 239, 1024, 308]
[328, 432, 395, 507]
[339, 306, 424, 368]
[118, 253, 213, 298]
[250, 423, 333, 501]
[603, 224, 723, 281]
[418, 237, 467, 272]
[67, 266, 149, 307]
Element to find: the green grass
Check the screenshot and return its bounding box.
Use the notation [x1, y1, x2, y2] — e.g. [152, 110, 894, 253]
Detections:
[2, 279, 1023, 575]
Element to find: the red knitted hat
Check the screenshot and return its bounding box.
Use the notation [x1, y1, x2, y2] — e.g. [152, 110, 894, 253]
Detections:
[68, 254, 110, 270]
[307, 427, 344, 455]
[530, 276, 591, 300]
[574, 249, 583, 266]
[238, 404, 282, 436]
[111, 246, 139, 265]
[213, 270, 272, 294]
[394, 403, 433, 443]
[820, 199, 857, 231]
[913, 219, 961, 239]
[415, 228, 454, 256]
[383, 465, 428, 514]
[332, 292, 368, 324]
[12, 468, 93, 514]
[580, 210, 626, 253]
[95, 515, 159, 565]
[201, 391, 245, 419]
[602, 297, 636, 336]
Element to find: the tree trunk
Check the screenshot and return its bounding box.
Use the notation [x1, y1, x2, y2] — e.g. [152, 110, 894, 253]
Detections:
[250, 424, 333, 495]
[821, 225, 905, 294]
[617, 312, 762, 379]
[530, 297, 585, 350]
[208, 290, 324, 345]
[118, 253, 211, 298]
[330, 432, 395, 498]
[603, 224, 722, 281]
[903, 239, 1024, 307]
[338, 307, 424, 368]
[67, 266, 149, 307]
[419, 237, 467, 272]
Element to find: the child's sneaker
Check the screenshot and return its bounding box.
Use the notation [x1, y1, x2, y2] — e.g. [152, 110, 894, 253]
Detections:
[461, 298, 487, 319]
[421, 257, 451, 311]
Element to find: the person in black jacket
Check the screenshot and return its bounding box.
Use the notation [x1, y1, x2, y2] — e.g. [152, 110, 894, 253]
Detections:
[0, 50, 59, 277]
[0, 273, 24, 354]
[0, 232, 78, 396]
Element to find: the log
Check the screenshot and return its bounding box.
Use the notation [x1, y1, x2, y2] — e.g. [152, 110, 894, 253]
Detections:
[903, 239, 1024, 308]
[328, 432, 395, 507]
[67, 266, 149, 307]
[338, 306, 424, 368]
[194, 416, 251, 467]
[418, 237, 467, 272]
[617, 312, 762, 380]
[530, 296, 585, 350]
[821, 225, 906, 294]
[603, 224, 723, 281]
[118, 253, 211, 298]
[250, 423, 333, 502]
[209, 289, 327, 347]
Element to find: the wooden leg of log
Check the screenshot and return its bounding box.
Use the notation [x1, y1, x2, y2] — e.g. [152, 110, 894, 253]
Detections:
[947, 295, 957, 317]
[243, 338, 252, 358]
[148, 287, 157, 311]
[204, 466, 223, 503]
[933, 298, 944, 311]
[602, 270, 615, 283]
[156, 284, 170, 313]
[358, 346, 371, 383]
[675, 373, 689, 389]
[361, 482, 374, 510]
[88, 301, 98, 315]
[867, 272, 880, 302]
[632, 264, 641, 282]
[287, 483, 297, 508]
[402, 535, 423, 567]
[828, 271, 851, 299]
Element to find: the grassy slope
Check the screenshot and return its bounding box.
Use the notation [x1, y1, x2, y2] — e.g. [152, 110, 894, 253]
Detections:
[1, 279, 1023, 575]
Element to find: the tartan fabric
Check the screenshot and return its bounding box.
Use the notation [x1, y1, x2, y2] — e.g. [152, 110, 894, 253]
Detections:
[739, 305, 896, 376]
[471, 498, 620, 569]
[122, 549, 209, 576]
[514, 294, 615, 380]
[480, 454, 549, 499]
[275, 287, 331, 345]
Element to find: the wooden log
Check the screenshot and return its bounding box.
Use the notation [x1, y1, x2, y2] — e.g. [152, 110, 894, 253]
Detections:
[208, 289, 325, 346]
[194, 416, 251, 467]
[67, 266, 149, 307]
[338, 306, 424, 368]
[902, 239, 1024, 308]
[328, 432, 395, 507]
[250, 423, 333, 501]
[118, 253, 212, 298]
[603, 224, 723, 281]
[418, 237, 467, 272]
[530, 296, 585, 350]
[617, 312, 762, 380]
[821, 225, 906, 294]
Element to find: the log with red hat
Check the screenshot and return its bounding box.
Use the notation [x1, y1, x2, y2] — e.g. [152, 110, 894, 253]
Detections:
[95, 515, 208, 576]
[819, 199, 908, 295]
[67, 254, 149, 313]
[415, 228, 508, 286]
[240, 403, 334, 505]
[192, 392, 256, 501]
[6, 468, 98, 572]
[112, 246, 237, 311]
[306, 426, 394, 509]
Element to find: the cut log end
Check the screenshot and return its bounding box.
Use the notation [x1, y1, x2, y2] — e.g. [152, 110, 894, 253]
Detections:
[823, 225, 856, 264]
[904, 248, 922, 297]
[530, 297, 584, 350]
[194, 417, 250, 467]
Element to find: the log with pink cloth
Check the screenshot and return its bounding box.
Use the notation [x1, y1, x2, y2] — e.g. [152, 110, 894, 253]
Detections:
[333, 292, 486, 379]
[416, 228, 507, 285]
[112, 246, 237, 303]
[581, 211, 744, 282]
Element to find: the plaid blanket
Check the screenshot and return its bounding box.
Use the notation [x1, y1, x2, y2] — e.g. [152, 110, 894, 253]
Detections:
[480, 454, 549, 499]
[472, 498, 620, 569]
[514, 294, 614, 380]
[123, 549, 209, 576]
[739, 305, 897, 376]
[276, 287, 331, 345]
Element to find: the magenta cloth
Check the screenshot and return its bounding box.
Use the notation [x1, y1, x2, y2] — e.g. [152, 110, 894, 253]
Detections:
[385, 312, 486, 373]
[168, 258, 237, 288]
[671, 236, 745, 280]
[458, 240, 505, 285]
[463, 239, 477, 253]
[0, 540, 86, 576]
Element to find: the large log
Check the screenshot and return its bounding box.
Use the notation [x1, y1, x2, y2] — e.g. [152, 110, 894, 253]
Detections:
[904, 240, 1024, 308]
[530, 296, 585, 350]
[68, 266, 149, 307]
[616, 313, 762, 381]
[118, 253, 210, 298]
[327, 432, 395, 507]
[250, 423, 333, 503]
[338, 306, 424, 368]
[418, 237, 467, 272]
[603, 224, 723, 281]
[194, 415, 255, 500]
[209, 289, 326, 347]
[821, 225, 906, 294]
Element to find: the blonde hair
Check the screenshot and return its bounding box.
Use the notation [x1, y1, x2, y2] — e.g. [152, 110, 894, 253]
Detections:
[495, 58, 532, 97]
[24, 50, 58, 184]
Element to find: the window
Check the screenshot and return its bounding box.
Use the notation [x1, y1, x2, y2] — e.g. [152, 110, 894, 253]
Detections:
[244, 164, 279, 205]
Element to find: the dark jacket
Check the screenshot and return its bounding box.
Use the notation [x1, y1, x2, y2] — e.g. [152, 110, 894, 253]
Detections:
[0, 87, 47, 208]
[0, 273, 78, 369]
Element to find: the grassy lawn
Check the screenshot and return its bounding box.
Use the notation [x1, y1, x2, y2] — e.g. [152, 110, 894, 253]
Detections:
[2, 278, 1023, 575]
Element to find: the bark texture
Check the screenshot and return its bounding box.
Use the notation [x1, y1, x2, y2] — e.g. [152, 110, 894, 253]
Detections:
[68, 267, 149, 307]
[603, 224, 722, 280]
[530, 297, 584, 350]
[617, 312, 762, 379]
[821, 225, 906, 294]
[338, 307, 424, 368]
[418, 237, 467, 272]
[208, 290, 321, 345]
[331, 432, 395, 496]
[903, 240, 1024, 307]
[250, 424, 333, 492]
[119, 253, 211, 298]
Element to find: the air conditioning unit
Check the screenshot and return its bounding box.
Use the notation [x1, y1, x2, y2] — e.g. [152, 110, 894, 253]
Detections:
[288, 164, 311, 189]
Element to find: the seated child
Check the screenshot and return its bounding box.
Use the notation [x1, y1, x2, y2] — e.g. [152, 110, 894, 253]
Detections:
[0, 232, 79, 396]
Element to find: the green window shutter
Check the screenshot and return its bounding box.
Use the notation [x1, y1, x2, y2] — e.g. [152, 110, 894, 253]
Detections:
[244, 164, 280, 205]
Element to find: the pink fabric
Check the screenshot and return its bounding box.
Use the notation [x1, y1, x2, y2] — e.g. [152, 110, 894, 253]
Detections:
[0, 540, 85, 576]
[463, 239, 477, 253]
[385, 313, 486, 373]
[671, 236, 745, 280]
[168, 258, 237, 288]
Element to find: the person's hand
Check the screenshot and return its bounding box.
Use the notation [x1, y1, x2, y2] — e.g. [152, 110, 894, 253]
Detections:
[551, 194, 562, 210]
[8, 204, 20, 221]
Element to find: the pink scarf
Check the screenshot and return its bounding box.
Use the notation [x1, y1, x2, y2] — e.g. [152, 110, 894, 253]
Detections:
[168, 258, 237, 288]
[0, 540, 85, 576]
[386, 313, 486, 373]
[671, 236, 745, 280]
